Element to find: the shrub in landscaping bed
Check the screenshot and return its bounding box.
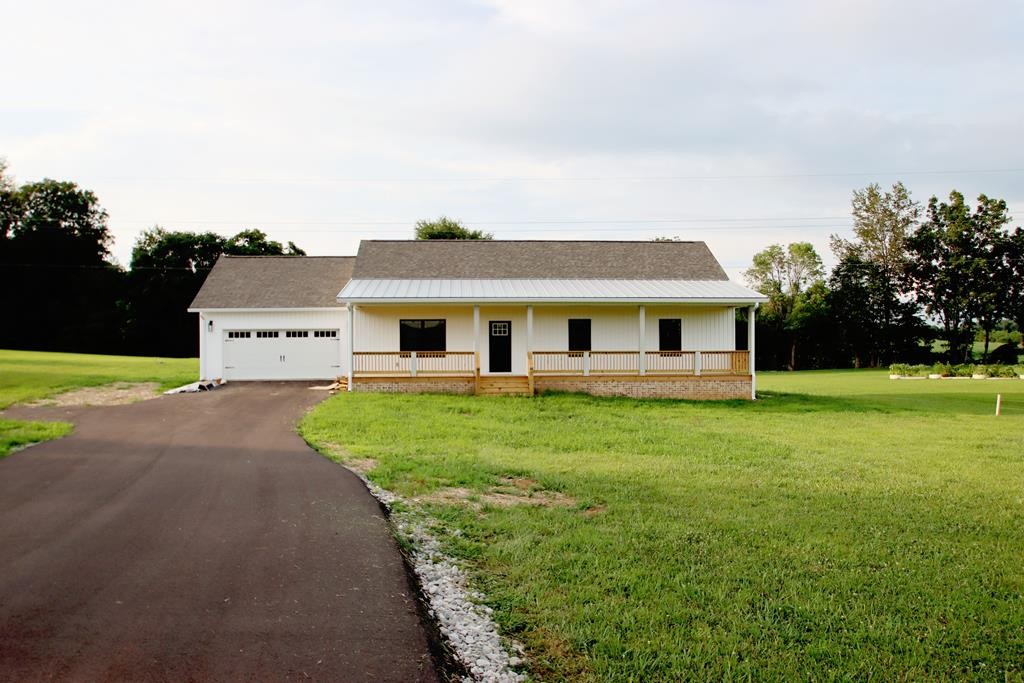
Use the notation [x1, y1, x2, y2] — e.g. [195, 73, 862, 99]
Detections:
[890, 362, 1024, 378]
[888, 363, 933, 377]
[953, 364, 976, 377]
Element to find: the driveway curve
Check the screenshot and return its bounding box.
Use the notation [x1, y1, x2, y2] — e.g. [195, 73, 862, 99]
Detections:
[0, 382, 438, 682]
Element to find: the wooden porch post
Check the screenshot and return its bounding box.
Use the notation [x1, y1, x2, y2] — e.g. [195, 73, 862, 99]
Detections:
[526, 305, 533, 353]
[473, 305, 480, 361]
[346, 303, 354, 391]
[638, 305, 646, 376]
[473, 305, 481, 393]
[748, 304, 757, 400]
[526, 305, 534, 394]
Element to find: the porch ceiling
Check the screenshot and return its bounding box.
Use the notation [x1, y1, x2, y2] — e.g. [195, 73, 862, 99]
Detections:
[338, 278, 767, 304]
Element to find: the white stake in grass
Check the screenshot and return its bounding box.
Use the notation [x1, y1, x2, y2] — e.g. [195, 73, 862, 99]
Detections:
[995, 393, 1002, 416]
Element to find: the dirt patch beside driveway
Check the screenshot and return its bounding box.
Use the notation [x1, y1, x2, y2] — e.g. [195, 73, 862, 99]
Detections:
[26, 381, 160, 407]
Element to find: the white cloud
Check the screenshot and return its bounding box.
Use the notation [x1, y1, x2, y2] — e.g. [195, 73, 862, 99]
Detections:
[1, 0, 1021, 273]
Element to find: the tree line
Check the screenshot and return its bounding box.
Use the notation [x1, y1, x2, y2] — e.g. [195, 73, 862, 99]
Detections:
[0, 161, 485, 358]
[2, 160, 1020, 365]
[0, 160, 304, 357]
[745, 183, 1024, 370]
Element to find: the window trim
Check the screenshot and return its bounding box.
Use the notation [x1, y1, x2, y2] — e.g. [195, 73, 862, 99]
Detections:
[399, 319, 447, 352]
[568, 318, 591, 352]
[658, 318, 683, 351]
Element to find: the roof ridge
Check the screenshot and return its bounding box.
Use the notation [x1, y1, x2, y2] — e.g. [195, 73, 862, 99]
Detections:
[359, 239, 703, 244]
[221, 254, 355, 258]
[347, 277, 732, 281]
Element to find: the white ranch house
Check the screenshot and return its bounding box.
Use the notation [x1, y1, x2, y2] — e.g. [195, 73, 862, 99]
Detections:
[189, 240, 767, 399]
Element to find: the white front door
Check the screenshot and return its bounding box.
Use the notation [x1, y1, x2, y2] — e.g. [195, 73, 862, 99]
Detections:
[222, 330, 341, 380]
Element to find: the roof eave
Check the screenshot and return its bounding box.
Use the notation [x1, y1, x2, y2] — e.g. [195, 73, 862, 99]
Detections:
[188, 306, 345, 313]
[336, 297, 767, 305]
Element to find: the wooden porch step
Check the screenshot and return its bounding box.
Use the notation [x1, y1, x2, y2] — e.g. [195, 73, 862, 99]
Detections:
[476, 375, 533, 396]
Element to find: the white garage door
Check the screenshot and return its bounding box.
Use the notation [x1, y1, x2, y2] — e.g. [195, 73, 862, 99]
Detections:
[223, 329, 341, 380]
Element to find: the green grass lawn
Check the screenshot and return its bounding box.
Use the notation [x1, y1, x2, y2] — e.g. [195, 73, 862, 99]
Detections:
[0, 349, 198, 456]
[301, 370, 1024, 681]
[0, 418, 73, 458]
[0, 349, 198, 410]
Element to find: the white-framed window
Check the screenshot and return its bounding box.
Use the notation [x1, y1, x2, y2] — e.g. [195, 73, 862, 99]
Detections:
[314, 330, 338, 338]
[491, 321, 509, 336]
[400, 319, 446, 351]
[256, 330, 279, 339]
[285, 330, 309, 338]
[227, 331, 251, 339]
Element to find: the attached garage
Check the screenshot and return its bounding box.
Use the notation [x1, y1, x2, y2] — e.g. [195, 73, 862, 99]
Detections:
[189, 256, 353, 381]
[222, 328, 341, 380]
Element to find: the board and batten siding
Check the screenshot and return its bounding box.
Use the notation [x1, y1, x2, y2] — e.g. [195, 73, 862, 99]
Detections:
[353, 305, 476, 353]
[533, 305, 736, 352]
[199, 309, 346, 380]
[352, 305, 527, 374]
[352, 304, 737, 376]
[645, 305, 736, 351]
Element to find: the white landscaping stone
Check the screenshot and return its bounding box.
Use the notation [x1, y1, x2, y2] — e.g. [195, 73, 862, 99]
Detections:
[342, 468, 527, 683]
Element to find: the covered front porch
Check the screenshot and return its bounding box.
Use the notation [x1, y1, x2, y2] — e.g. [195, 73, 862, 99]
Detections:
[344, 303, 758, 399]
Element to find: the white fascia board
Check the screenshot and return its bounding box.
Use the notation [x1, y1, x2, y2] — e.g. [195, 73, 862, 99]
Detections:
[338, 297, 766, 305]
[187, 306, 344, 313]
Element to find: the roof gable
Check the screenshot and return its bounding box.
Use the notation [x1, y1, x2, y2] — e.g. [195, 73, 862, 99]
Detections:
[351, 240, 729, 280]
[189, 255, 354, 310]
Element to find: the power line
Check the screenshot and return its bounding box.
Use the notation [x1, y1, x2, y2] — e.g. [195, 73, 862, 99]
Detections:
[108, 215, 851, 226]
[107, 224, 855, 235]
[92, 168, 1024, 184]
[4, 255, 1022, 272]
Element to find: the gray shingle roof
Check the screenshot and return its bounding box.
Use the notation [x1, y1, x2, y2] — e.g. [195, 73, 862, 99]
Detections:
[351, 240, 729, 280]
[189, 255, 354, 309]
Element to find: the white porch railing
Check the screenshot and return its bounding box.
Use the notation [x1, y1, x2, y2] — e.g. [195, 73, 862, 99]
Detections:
[352, 350, 749, 378]
[531, 350, 750, 376]
[352, 351, 475, 376]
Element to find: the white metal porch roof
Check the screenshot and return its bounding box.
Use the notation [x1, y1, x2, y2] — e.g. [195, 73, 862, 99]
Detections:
[338, 279, 767, 304]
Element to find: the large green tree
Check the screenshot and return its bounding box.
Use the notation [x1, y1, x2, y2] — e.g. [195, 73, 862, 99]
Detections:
[829, 182, 921, 365]
[0, 159, 17, 242]
[1004, 226, 1024, 341]
[126, 227, 305, 356]
[0, 172, 124, 352]
[744, 242, 826, 370]
[414, 216, 492, 240]
[906, 191, 1012, 362]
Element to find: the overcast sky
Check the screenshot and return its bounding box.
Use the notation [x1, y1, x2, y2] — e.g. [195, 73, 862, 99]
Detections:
[2, 0, 1022, 280]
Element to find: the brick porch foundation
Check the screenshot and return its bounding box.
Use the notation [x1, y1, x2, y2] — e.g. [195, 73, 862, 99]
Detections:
[533, 374, 752, 400]
[351, 374, 753, 399]
[351, 376, 476, 395]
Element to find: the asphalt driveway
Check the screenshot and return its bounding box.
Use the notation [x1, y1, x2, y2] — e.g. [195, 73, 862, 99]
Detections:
[0, 383, 439, 681]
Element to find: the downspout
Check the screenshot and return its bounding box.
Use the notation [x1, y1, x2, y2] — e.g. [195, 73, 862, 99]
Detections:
[198, 313, 207, 381]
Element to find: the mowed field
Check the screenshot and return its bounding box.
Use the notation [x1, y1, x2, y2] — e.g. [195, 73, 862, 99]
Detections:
[301, 371, 1024, 681]
[0, 350, 197, 456]
[0, 349, 197, 409]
